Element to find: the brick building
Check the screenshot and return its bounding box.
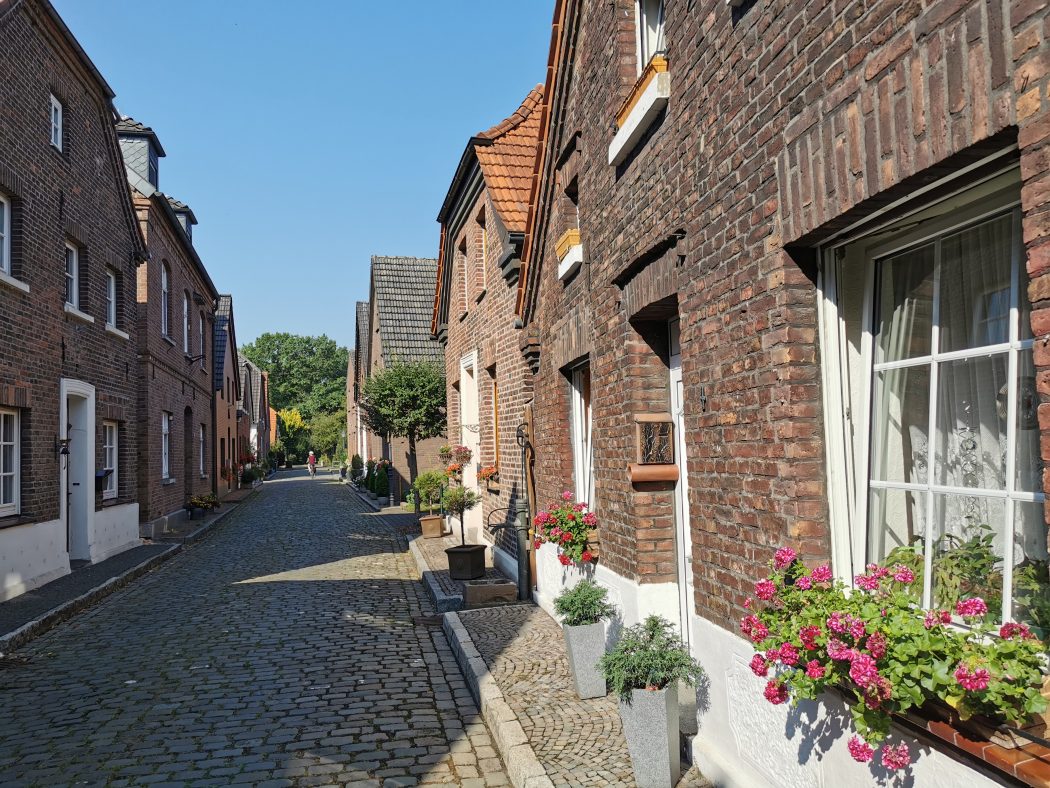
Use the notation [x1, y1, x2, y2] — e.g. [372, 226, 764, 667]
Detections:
[238, 353, 270, 465]
[117, 117, 220, 536]
[432, 87, 543, 566]
[213, 294, 242, 500]
[347, 300, 369, 463]
[515, 0, 1050, 784]
[0, 0, 145, 600]
[358, 256, 446, 502]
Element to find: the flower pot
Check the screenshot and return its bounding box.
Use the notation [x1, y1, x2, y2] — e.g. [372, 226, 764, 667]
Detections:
[618, 685, 680, 788]
[446, 544, 486, 581]
[420, 514, 445, 539]
[586, 528, 600, 558]
[563, 621, 606, 699]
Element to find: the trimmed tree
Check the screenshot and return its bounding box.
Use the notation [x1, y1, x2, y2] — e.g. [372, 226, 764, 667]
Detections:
[358, 361, 446, 514]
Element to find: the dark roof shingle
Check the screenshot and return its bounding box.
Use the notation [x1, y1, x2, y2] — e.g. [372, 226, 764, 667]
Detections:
[372, 257, 443, 366]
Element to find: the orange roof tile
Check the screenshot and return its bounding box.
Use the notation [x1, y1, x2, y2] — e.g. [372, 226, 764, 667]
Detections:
[474, 85, 544, 234]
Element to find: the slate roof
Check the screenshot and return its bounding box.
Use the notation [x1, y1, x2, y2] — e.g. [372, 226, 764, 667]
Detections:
[116, 115, 166, 156]
[371, 257, 443, 366]
[238, 354, 265, 423]
[166, 195, 198, 225]
[213, 295, 233, 392]
[475, 86, 544, 233]
[355, 300, 370, 381]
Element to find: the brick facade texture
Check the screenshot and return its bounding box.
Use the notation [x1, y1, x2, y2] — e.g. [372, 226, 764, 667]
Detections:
[520, 0, 1050, 633]
[215, 328, 239, 500]
[132, 191, 216, 522]
[0, 0, 142, 525]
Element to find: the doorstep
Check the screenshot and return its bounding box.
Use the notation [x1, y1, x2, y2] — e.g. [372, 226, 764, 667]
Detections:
[408, 531, 514, 613]
[0, 543, 176, 654]
[443, 604, 711, 788]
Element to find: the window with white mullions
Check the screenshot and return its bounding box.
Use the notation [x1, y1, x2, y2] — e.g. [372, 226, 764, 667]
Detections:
[0, 408, 18, 516]
[0, 193, 10, 276]
[636, 0, 665, 73]
[102, 421, 118, 499]
[570, 363, 594, 505]
[161, 412, 172, 479]
[821, 169, 1048, 630]
[105, 269, 117, 327]
[64, 243, 78, 307]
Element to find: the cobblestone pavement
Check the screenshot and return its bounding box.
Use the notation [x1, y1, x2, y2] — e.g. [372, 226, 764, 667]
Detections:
[412, 534, 509, 601]
[457, 605, 711, 788]
[0, 472, 507, 787]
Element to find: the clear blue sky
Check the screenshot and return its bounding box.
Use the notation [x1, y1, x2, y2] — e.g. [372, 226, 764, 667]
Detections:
[52, 0, 552, 352]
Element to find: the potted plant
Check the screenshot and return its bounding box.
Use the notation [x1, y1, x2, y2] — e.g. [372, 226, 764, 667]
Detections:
[533, 491, 600, 567]
[442, 485, 483, 580]
[741, 546, 1049, 772]
[351, 454, 364, 480]
[478, 465, 499, 492]
[375, 463, 390, 507]
[555, 580, 616, 699]
[415, 470, 446, 538]
[438, 444, 453, 465]
[599, 615, 703, 787]
[451, 444, 473, 465]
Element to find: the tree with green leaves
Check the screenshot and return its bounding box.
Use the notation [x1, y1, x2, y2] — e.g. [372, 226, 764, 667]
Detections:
[310, 410, 345, 460]
[241, 332, 349, 420]
[358, 361, 446, 512]
[278, 407, 309, 463]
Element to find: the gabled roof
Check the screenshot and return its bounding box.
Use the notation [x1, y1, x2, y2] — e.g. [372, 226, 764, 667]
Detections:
[355, 300, 370, 381]
[238, 353, 265, 423]
[166, 196, 197, 225]
[116, 115, 166, 156]
[213, 295, 239, 396]
[371, 256, 443, 366]
[474, 86, 544, 233]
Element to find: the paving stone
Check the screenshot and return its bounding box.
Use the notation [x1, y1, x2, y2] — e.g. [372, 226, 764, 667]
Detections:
[0, 474, 506, 784]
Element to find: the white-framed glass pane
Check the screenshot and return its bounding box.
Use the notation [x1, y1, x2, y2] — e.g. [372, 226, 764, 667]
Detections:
[103, 422, 117, 497]
[50, 96, 62, 149]
[870, 365, 930, 485]
[571, 364, 594, 504]
[930, 493, 1005, 621]
[0, 410, 17, 510]
[874, 243, 935, 364]
[939, 214, 1016, 352]
[638, 0, 665, 68]
[105, 271, 116, 326]
[869, 486, 926, 571]
[183, 294, 190, 351]
[0, 196, 8, 274]
[64, 245, 77, 306]
[1014, 350, 1042, 492]
[1013, 499, 1050, 635]
[161, 267, 169, 335]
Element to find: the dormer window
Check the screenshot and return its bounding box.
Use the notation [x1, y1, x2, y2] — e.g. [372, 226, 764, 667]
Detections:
[49, 95, 63, 151]
[637, 0, 665, 72]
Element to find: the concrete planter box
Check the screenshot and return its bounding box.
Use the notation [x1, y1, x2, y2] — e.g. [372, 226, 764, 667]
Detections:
[464, 578, 517, 607]
[420, 514, 445, 538]
[618, 685, 680, 788]
[563, 621, 606, 699]
[446, 544, 486, 580]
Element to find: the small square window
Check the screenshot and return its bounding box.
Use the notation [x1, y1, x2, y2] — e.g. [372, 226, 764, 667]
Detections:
[49, 95, 63, 151]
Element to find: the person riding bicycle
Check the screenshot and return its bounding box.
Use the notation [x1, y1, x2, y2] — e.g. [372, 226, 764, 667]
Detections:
[307, 451, 317, 477]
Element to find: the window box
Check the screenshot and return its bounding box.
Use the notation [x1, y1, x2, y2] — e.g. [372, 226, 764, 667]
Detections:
[556, 228, 584, 281]
[608, 55, 669, 166]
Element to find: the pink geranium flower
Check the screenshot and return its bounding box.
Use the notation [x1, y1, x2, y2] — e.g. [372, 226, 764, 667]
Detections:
[749, 654, 769, 677]
[763, 680, 789, 705]
[755, 579, 777, 601]
[557, 553, 571, 566]
[955, 597, 988, 619]
[805, 660, 826, 679]
[865, 631, 887, 660]
[561, 490, 573, 501]
[799, 625, 821, 651]
[795, 576, 812, 590]
[810, 564, 832, 582]
[773, 546, 797, 570]
[892, 564, 915, 584]
[880, 742, 911, 771]
[1000, 622, 1034, 640]
[955, 664, 991, 692]
[847, 735, 874, 763]
[849, 653, 880, 690]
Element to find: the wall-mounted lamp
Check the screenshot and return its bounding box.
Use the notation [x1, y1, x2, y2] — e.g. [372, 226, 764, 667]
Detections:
[55, 437, 71, 457]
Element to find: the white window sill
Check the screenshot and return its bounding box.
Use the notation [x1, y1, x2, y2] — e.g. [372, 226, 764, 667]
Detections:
[102, 493, 117, 501]
[161, 334, 176, 346]
[161, 477, 176, 486]
[0, 270, 29, 294]
[105, 324, 130, 341]
[608, 68, 670, 166]
[64, 303, 95, 324]
[557, 244, 584, 281]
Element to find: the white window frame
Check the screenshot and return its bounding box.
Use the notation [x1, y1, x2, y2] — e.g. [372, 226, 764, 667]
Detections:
[105, 269, 117, 328]
[102, 420, 118, 500]
[0, 193, 10, 276]
[160, 264, 170, 337]
[183, 291, 190, 352]
[199, 423, 206, 477]
[0, 407, 18, 516]
[570, 362, 594, 505]
[64, 243, 78, 308]
[818, 166, 1040, 622]
[161, 412, 172, 480]
[49, 94, 63, 151]
[636, 0, 666, 74]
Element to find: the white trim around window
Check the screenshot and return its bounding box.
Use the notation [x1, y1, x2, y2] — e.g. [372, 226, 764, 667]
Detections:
[102, 420, 118, 500]
[160, 264, 170, 337]
[569, 362, 594, 505]
[636, 0, 665, 74]
[161, 411, 172, 480]
[0, 407, 18, 517]
[0, 192, 10, 276]
[818, 167, 1047, 626]
[49, 94, 63, 151]
[105, 269, 117, 328]
[183, 291, 190, 353]
[64, 242, 78, 308]
[199, 423, 207, 477]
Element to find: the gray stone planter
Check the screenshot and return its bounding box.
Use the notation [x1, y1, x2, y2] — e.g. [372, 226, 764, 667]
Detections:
[563, 621, 606, 699]
[377, 496, 389, 507]
[368, 491, 378, 500]
[618, 684, 680, 788]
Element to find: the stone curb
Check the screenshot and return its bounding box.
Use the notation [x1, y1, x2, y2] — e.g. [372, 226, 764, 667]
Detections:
[0, 544, 179, 654]
[342, 482, 381, 512]
[408, 536, 462, 613]
[0, 485, 263, 654]
[443, 610, 554, 788]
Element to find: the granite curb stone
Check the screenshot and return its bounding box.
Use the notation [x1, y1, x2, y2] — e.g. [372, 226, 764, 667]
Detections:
[443, 610, 555, 788]
[409, 536, 464, 613]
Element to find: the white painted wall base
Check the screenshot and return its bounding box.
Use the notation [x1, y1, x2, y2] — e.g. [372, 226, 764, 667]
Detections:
[92, 502, 140, 563]
[0, 518, 70, 602]
[688, 614, 997, 787]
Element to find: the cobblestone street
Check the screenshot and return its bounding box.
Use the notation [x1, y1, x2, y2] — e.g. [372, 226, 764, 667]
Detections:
[0, 473, 507, 787]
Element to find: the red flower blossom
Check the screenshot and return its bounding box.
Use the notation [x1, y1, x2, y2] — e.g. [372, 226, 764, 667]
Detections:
[847, 735, 874, 763]
[763, 680, 789, 705]
[557, 553, 571, 566]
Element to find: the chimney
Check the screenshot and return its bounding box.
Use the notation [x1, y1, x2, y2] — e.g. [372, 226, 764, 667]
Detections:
[116, 116, 165, 189]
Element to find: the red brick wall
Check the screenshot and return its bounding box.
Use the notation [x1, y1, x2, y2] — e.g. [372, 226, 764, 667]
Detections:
[215, 331, 238, 499]
[0, 0, 141, 522]
[133, 192, 215, 521]
[441, 189, 534, 552]
[522, 0, 1050, 632]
